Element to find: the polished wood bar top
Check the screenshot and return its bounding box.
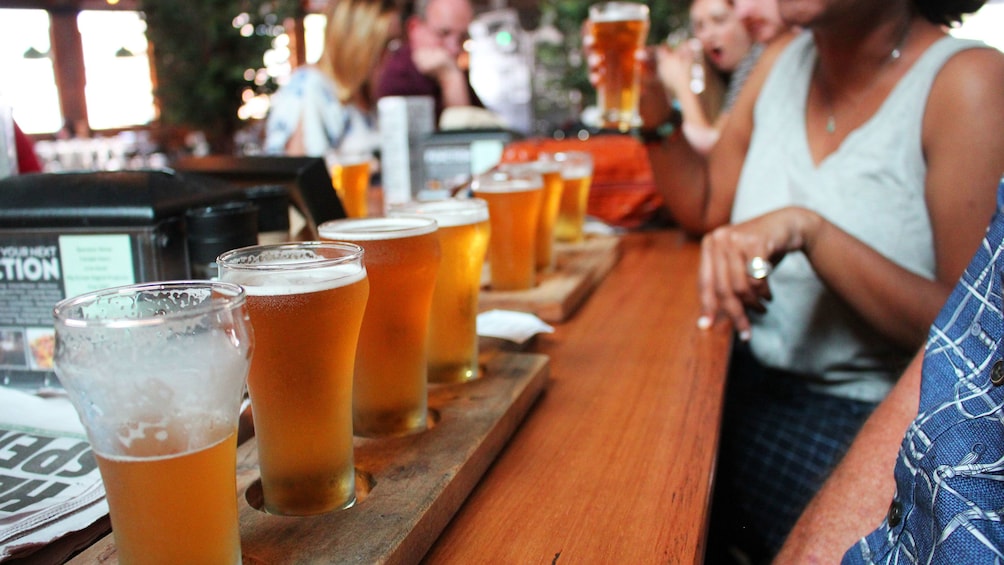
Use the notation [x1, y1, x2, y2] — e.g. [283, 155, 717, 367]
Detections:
[424, 230, 733, 564]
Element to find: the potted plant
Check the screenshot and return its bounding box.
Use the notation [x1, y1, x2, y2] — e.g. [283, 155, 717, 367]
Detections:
[140, 0, 298, 154]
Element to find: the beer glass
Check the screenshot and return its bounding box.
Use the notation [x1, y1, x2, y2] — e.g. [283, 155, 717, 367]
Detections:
[471, 169, 544, 290]
[330, 151, 371, 218]
[547, 151, 595, 243]
[53, 281, 254, 564]
[388, 198, 490, 384]
[498, 160, 564, 272]
[318, 217, 441, 437]
[218, 242, 369, 516]
[589, 1, 650, 132]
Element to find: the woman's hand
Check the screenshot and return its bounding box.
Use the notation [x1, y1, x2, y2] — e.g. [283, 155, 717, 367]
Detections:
[654, 41, 696, 98]
[697, 207, 822, 340]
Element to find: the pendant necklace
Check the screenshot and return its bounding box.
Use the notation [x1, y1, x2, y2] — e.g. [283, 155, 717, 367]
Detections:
[818, 20, 911, 135]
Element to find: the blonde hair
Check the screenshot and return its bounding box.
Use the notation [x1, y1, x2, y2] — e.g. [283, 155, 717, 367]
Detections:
[320, 0, 399, 104]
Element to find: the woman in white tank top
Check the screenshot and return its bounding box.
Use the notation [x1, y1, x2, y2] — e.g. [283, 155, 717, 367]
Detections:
[633, 0, 1004, 561]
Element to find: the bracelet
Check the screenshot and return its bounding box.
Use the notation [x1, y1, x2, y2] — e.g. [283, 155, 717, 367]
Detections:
[636, 111, 682, 145]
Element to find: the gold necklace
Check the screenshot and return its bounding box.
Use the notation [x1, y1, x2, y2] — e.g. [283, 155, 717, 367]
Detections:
[817, 20, 911, 135]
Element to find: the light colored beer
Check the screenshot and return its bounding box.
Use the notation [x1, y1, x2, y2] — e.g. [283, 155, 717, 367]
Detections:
[331, 159, 371, 218]
[218, 242, 369, 515]
[499, 161, 564, 271]
[589, 2, 650, 132]
[471, 171, 544, 290]
[52, 281, 252, 564]
[95, 432, 240, 565]
[548, 151, 595, 243]
[389, 199, 490, 384]
[318, 217, 441, 437]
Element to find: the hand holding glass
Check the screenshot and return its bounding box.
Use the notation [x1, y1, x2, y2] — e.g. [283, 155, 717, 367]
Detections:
[589, 2, 650, 132]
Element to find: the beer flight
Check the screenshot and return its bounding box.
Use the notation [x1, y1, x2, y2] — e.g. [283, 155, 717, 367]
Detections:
[48, 144, 597, 562]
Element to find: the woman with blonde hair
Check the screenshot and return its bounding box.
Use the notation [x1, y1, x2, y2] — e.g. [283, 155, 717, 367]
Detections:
[265, 0, 401, 156]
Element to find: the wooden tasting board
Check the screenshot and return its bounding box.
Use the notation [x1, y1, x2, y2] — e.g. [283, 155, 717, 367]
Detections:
[69, 351, 549, 565]
[479, 235, 622, 323]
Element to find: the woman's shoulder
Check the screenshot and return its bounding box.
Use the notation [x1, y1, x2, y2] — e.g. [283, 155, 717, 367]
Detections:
[284, 65, 336, 90]
[925, 33, 1004, 112]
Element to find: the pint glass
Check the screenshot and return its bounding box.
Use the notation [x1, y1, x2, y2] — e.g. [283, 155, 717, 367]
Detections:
[471, 170, 544, 290]
[318, 217, 441, 437]
[218, 242, 369, 516]
[389, 198, 490, 384]
[589, 2, 650, 132]
[53, 281, 254, 564]
[330, 152, 371, 218]
[498, 160, 564, 271]
[547, 151, 595, 243]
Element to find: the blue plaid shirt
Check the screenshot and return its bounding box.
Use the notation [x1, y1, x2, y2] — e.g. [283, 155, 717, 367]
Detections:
[843, 179, 1004, 563]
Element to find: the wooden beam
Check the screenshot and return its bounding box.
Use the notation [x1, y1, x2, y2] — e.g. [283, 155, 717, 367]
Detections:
[49, 8, 88, 129]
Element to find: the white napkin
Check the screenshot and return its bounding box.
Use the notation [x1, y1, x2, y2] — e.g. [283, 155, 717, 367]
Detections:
[477, 309, 554, 344]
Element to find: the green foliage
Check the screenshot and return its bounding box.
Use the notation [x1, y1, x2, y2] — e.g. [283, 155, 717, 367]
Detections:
[535, 0, 690, 128]
[139, 0, 298, 150]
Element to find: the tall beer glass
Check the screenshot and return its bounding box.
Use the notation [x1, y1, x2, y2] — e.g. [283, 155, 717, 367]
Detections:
[218, 242, 369, 516]
[318, 217, 441, 437]
[330, 151, 371, 218]
[589, 2, 650, 132]
[499, 160, 564, 272]
[471, 170, 544, 290]
[389, 198, 490, 384]
[53, 281, 254, 564]
[547, 151, 595, 243]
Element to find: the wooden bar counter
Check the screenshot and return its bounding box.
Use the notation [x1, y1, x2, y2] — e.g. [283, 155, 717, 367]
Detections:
[424, 230, 732, 563]
[53, 229, 731, 564]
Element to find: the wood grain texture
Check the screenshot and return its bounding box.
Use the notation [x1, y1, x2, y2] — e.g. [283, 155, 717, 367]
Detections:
[424, 230, 733, 564]
[62, 230, 732, 565]
[68, 352, 549, 564]
[479, 235, 622, 322]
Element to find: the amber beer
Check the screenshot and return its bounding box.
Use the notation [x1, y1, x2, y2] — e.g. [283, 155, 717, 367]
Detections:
[589, 2, 650, 132]
[471, 170, 544, 290]
[499, 160, 564, 271]
[547, 151, 595, 243]
[331, 154, 371, 218]
[218, 242, 370, 515]
[389, 198, 490, 383]
[52, 281, 253, 564]
[95, 432, 240, 564]
[319, 217, 441, 437]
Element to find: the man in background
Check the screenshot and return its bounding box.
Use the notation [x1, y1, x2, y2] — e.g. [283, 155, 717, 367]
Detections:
[375, 0, 482, 123]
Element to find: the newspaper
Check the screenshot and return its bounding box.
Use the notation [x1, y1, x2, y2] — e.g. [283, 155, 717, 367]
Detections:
[0, 387, 107, 561]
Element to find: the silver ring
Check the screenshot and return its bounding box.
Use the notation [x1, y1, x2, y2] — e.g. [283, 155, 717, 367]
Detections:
[747, 256, 772, 280]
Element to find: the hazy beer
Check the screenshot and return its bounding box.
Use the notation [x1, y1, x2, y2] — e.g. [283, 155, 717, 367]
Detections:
[471, 170, 544, 290]
[331, 154, 371, 218]
[389, 199, 491, 383]
[319, 217, 441, 437]
[53, 281, 254, 564]
[219, 242, 369, 516]
[499, 160, 564, 271]
[589, 2, 650, 132]
[95, 432, 240, 564]
[547, 151, 595, 243]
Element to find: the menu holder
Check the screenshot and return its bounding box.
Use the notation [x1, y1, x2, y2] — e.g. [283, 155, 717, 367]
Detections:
[479, 235, 622, 322]
[68, 351, 549, 564]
